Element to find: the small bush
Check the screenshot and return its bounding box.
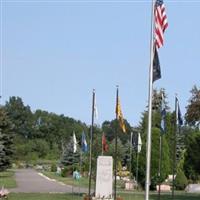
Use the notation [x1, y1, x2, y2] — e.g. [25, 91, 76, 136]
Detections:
[175, 170, 188, 190]
[51, 163, 57, 172]
[150, 175, 159, 190]
[61, 166, 73, 177]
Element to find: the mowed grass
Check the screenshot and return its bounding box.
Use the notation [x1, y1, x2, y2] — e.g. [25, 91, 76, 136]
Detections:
[0, 170, 16, 188]
[42, 171, 94, 188]
[120, 192, 200, 200]
[7, 193, 200, 200]
[9, 193, 81, 200]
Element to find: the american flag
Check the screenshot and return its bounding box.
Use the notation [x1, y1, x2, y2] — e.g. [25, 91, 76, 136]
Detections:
[154, 0, 168, 48]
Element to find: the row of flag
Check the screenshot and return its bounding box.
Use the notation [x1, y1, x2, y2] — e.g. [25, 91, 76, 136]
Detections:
[73, 90, 183, 153]
[72, 131, 109, 154]
[72, 93, 183, 155]
[72, 93, 183, 157]
[160, 93, 183, 133]
[73, 130, 144, 155]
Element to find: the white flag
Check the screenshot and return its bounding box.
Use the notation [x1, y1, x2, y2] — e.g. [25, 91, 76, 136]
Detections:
[73, 132, 77, 153]
[137, 132, 142, 153]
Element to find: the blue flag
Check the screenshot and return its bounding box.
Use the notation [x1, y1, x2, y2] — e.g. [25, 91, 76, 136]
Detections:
[81, 131, 88, 152]
[160, 93, 166, 133]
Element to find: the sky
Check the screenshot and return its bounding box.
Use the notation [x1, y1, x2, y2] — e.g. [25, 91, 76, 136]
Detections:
[1, 0, 200, 126]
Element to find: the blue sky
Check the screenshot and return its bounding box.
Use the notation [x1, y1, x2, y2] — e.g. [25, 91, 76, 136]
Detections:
[1, 0, 200, 126]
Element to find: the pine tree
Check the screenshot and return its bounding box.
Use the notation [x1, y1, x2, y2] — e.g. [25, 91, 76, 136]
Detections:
[0, 130, 6, 170]
[60, 136, 80, 167]
[0, 107, 14, 171]
[138, 89, 171, 188]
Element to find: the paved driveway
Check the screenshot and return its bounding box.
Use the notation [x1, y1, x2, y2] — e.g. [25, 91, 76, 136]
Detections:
[11, 169, 88, 193]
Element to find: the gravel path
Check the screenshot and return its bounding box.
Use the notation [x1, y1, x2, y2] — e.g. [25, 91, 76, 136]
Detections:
[10, 169, 88, 193]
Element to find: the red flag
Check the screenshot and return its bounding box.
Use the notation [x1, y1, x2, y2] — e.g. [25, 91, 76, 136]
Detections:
[154, 0, 168, 48]
[102, 133, 109, 153]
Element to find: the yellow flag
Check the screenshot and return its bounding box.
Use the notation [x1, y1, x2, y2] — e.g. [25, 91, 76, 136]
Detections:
[116, 95, 126, 133]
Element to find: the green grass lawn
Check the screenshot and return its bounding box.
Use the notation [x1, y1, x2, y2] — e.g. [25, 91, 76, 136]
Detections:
[119, 192, 200, 200]
[0, 170, 16, 188]
[42, 171, 93, 188]
[8, 193, 81, 200]
[7, 192, 200, 200]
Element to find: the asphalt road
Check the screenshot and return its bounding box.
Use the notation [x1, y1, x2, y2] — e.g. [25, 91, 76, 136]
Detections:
[10, 169, 88, 193]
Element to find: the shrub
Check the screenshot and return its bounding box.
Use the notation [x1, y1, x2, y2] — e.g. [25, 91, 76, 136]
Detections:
[61, 166, 73, 177]
[150, 175, 159, 190]
[175, 170, 188, 190]
[51, 163, 57, 172]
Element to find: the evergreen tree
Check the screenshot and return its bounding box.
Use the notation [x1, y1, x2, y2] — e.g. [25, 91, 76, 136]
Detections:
[60, 136, 80, 167]
[138, 89, 171, 189]
[0, 107, 14, 171]
[0, 130, 6, 171]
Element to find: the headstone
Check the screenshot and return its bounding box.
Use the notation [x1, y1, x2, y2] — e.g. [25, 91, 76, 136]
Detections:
[56, 166, 61, 175]
[125, 181, 134, 190]
[156, 184, 171, 192]
[95, 156, 113, 199]
[186, 184, 200, 193]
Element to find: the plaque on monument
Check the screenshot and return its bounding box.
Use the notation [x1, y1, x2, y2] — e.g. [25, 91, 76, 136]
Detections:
[95, 156, 113, 199]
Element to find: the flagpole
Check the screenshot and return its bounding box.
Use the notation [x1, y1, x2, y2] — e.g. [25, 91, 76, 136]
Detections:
[102, 133, 104, 156]
[145, 0, 155, 200]
[72, 131, 75, 200]
[172, 94, 177, 199]
[158, 134, 163, 200]
[114, 85, 119, 200]
[129, 132, 133, 176]
[88, 89, 95, 199]
[129, 132, 133, 200]
[158, 91, 164, 200]
[136, 150, 139, 190]
[79, 146, 83, 196]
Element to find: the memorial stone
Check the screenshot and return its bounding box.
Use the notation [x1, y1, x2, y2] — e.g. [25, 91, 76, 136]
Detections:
[95, 156, 113, 199]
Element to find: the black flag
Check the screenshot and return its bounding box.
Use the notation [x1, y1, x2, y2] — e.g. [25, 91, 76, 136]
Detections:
[153, 47, 161, 82]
